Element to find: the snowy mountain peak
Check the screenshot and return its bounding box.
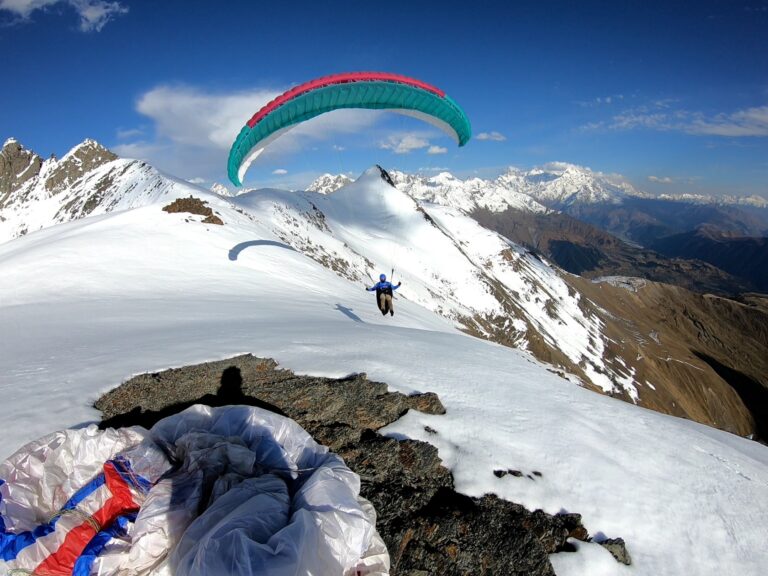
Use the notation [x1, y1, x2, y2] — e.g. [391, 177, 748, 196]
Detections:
[1, 138, 43, 200]
[307, 173, 354, 194]
[210, 182, 232, 197]
[0, 139, 197, 243]
[58, 138, 115, 165]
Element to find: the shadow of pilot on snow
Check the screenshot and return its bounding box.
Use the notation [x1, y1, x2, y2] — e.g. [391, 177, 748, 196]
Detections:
[335, 303, 364, 323]
[99, 366, 286, 430]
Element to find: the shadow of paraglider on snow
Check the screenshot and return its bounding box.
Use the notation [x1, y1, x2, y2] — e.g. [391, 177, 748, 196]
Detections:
[229, 240, 296, 261]
[335, 304, 364, 323]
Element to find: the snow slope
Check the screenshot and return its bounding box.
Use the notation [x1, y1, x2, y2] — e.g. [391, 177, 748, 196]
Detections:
[1, 172, 768, 575]
[239, 169, 619, 394]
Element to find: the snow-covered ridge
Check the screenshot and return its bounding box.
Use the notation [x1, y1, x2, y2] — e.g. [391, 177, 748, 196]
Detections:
[0, 138, 213, 244]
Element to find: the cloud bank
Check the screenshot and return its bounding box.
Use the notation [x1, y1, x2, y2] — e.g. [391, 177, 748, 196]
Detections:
[588, 102, 768, 137]
[0, 0, 128, 31]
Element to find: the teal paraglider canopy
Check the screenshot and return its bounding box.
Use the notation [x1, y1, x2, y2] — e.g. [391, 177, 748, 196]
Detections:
[227, 72, 472, 186]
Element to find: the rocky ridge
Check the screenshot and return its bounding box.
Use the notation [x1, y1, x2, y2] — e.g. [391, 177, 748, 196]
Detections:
[0, 138, 204, 243]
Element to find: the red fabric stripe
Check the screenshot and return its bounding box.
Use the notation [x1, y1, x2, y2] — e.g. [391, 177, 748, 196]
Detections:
[34, 463, 139, 575]
[246, 72, 446, 128]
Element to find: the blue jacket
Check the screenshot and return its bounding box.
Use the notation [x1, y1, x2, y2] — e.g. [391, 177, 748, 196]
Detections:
[367, 281, 400, 293]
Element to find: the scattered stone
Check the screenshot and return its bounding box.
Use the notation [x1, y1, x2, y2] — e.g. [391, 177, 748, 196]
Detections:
[494, 468, 524, 478]
[424, 426, 438, 435]
[599, 537, 632, 565]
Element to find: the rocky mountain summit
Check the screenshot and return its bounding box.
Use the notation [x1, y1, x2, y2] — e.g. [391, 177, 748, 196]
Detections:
[0, 138, 201, 243]
[0, 138, 43, 200]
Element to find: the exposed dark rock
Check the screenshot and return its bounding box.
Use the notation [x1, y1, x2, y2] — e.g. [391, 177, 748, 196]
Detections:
[0, 139, 42, 205]
[598, 537, 632, 565]
[162, 196, 224, 225]
[376, 164, 396, 188]
[95, 354, 616, 575]
[44, 139, 117, 194]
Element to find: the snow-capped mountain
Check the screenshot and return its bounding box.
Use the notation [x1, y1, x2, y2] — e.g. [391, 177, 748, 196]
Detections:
[497, 162, 642, 206]
[0, 138, 206, 243]
[307, 162, 641, 212]
[309, 162, 768, 212]
[387, 170, 551, 213]
[655, 191, 768, 208]
[307, 173, 354, 195]
[1, 143, 767, 576]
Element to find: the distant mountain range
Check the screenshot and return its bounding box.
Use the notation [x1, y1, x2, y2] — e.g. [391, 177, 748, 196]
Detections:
[308, 163, 768, 294]
[650, 226, 768, 292]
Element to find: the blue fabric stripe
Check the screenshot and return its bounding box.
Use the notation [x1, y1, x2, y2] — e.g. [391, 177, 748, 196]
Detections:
[72, 514, 136, 576]
[109, 457, 152, 493]
[0, 479, 6, 534]
[0, 473, 106, 561]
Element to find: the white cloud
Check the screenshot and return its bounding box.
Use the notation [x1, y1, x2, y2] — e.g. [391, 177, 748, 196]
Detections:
[115, 84, 384, 181]
[332, 144, 346, 151]
[0, 0, 58, 17]
[0, 0, 128, 31]
[186, 177, 206, 184]
[380, 134, 430, 154]
[417, 166, 450, 172]
[588, 102, 768, 137]
[686, 105, 768, 136]
[648, 175, 674, 184]
[116, 127, 143, 140]
[475, 131, 507, 141]
[272, 168, 288, 175]
[427, 145, 447, 155]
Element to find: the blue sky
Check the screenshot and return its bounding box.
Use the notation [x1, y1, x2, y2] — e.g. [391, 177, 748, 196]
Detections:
[1, 0, 767, 195]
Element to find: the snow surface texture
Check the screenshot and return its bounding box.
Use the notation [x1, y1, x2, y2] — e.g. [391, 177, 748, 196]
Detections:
[1, 167, 767, 575]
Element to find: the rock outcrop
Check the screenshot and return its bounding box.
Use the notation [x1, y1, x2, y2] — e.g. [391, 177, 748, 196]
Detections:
[96, 354, 626, 575]
[0, 138, 42, 206]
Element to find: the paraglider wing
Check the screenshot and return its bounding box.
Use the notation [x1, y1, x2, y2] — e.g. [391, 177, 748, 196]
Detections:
[227, 72, 472, 186]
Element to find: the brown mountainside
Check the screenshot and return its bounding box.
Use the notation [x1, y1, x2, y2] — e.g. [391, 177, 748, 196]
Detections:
[569, 278, 768, 440]
[473, 207, 753, 295]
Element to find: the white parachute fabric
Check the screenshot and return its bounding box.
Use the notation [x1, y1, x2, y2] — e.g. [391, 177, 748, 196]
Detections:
[0, 405, 390, 575]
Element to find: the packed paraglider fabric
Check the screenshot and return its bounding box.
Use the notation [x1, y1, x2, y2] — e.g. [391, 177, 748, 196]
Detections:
[0, 405, 390, 575]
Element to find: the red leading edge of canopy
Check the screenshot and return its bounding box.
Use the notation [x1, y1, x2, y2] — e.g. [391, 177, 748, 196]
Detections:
[246, 72, 447, 129]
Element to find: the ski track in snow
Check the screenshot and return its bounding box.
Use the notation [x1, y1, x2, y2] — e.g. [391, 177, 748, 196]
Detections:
[0, 169, 767, 576]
